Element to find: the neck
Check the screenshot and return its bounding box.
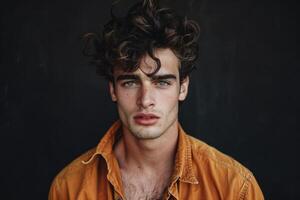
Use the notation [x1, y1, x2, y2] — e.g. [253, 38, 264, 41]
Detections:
[114, 121, 179, 173]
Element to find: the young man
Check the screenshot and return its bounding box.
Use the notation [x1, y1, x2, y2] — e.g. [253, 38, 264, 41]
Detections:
[49, 0, 264, 199]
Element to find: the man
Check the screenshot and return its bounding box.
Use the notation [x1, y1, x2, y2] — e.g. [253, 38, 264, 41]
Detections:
[49, 0, 264, 199]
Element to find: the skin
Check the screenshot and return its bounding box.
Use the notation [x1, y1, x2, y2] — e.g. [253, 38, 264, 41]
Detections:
[110, 48, 189, 199]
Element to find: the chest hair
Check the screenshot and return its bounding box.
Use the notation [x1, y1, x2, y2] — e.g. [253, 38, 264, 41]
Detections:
[121, 170, 170, 200]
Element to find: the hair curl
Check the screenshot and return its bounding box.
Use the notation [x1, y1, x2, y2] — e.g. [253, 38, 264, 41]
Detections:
[83, 0, 200, 83]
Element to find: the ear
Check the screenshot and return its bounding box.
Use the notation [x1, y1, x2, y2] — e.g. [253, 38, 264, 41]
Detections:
[179, 76, 189, 101]
[109, 81, 117, 102]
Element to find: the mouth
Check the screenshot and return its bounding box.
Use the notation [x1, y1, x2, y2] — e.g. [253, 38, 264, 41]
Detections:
[133, 113, 160, 126]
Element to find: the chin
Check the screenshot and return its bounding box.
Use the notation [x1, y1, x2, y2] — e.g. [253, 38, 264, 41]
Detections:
[130, 126, 163, 140]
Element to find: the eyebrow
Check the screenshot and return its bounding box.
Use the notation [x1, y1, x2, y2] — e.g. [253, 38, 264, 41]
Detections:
[116, 74, 139, 81]
[116, 74, 177, 81]
[151, 74, 177, 81]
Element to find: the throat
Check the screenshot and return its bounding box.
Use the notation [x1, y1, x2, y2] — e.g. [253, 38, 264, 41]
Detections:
[115, 133, 178, 172]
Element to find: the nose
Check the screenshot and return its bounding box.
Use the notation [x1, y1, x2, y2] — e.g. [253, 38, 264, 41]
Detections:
[136, 83, 155, 109]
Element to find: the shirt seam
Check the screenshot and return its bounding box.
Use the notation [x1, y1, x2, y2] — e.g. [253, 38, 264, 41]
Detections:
[180, 134, 199, 184]
[239, 172, 252, 200]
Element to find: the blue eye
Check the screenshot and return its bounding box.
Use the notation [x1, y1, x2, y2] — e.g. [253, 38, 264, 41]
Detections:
[155, 80, 171, 87]
[122, 80, 138, 88]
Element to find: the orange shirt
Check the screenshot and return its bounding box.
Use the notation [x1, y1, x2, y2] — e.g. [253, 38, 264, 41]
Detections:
[49, 121, 264, 200]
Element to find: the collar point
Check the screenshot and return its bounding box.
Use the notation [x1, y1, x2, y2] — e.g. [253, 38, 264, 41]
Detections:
[179, 176, 199, 184]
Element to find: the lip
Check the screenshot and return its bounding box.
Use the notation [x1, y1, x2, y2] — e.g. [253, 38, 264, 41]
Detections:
[133, 113, 160, 126]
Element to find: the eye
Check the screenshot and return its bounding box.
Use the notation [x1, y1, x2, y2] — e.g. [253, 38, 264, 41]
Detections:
[154, 80, 171, 88]
[121, 80, 139, 88]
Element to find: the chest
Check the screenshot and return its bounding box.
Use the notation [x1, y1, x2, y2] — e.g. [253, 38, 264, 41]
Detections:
[120, 171, 170, 200]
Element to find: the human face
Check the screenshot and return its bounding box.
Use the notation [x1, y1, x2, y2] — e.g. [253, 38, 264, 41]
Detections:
[109, 48, 189, 140]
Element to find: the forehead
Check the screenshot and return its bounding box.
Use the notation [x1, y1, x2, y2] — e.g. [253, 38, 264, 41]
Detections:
[114, 48, 180, 77]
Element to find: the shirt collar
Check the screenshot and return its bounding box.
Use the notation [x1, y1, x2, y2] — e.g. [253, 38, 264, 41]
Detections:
[81, 120, 121, 165]
[82, 120, 198, 185]
[82, 120, 125, 199]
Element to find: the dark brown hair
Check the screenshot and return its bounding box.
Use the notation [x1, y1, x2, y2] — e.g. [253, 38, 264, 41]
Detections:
[83, 0, 200, 83]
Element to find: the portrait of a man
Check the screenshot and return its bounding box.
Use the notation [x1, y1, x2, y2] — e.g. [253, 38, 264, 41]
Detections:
[48, 0, 264, 199]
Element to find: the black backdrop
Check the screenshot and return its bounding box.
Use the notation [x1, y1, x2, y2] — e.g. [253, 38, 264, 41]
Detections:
[1, 0, 299, 199]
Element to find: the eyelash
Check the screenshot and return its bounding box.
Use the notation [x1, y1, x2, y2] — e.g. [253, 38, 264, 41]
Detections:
[120, 80, 172, 88]
[154, 80, 171, 87]
[122, 80, 138, 87]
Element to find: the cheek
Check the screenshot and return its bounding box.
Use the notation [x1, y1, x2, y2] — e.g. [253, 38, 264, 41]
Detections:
[157, 90, 180, 109]
[120, 92, 130, 99]
[117, 92, 137, 111]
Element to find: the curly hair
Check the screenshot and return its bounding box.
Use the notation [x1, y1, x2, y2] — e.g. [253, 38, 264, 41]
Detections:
[83, 0, 200, 83]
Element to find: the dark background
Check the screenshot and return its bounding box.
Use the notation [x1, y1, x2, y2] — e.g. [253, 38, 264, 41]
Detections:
[1, 0, 299, 199]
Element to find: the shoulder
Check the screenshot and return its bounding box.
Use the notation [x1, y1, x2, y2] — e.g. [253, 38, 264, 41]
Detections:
[49, 147, 101, 199]
[187, 135, 264, 199]
[188, 135, 251, 178]
[55, 148, 97, 181]
[50, 147, 99, 193]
